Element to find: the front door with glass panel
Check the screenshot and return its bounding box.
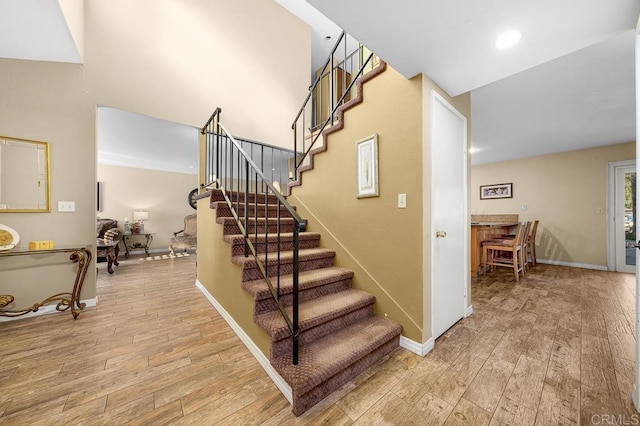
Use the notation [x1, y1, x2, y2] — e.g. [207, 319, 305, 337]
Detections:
[615, 165, 636, 273]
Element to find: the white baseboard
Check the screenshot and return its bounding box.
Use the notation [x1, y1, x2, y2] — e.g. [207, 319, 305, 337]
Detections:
[536, 258, 608, 271]
[465, 305, 474, 317]
[0, 298, 97, 322]
[195, 279, 292, 404]
[400, 335, 434, 357]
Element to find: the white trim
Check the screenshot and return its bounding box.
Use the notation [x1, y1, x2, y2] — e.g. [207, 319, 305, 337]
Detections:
[465, 305, 474, 317]
[400, 335, 434, 357]
[0, 298, 97, 322]
[606, 160, 636, 272]
[195, 279, 292, 404]
[429, 90, 469, 340]
[536, 258, 608, 271]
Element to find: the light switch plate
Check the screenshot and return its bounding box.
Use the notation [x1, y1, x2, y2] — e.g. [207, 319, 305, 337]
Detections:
[58, 201, 75, 212]
[398, 193, 407, 209]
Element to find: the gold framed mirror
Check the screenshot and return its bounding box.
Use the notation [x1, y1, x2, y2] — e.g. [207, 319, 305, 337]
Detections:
[0, 136, 50, 213]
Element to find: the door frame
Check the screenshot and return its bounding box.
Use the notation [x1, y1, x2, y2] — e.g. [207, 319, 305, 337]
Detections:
[428, 90, 469, 340]
[606, 159, 636, 272]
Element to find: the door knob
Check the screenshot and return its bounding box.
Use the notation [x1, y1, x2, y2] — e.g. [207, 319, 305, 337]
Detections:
[436, 231, 447, 238]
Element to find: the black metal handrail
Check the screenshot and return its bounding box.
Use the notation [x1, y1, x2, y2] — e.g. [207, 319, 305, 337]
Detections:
[201, 109, 304, 365]
[291, 32, 380, 182]
[201, 109, 296, 191]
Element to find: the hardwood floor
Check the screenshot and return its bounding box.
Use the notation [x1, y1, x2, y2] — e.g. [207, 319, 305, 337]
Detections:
[0, 255, 637, 424]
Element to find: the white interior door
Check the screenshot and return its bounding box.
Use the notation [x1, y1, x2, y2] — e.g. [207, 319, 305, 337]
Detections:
[632, 13, 640, 412]
[431, 91, 468, 339]
[615, 164, 636, 273]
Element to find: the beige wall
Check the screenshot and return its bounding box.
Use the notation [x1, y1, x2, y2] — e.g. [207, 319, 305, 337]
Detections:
[0, 59, 96, 306]
[471, 142, 635, 267]
[288, 66, 425, 342]
[196, 197, 270, 354]
[97, 164, 198, 252]
[421, 76, 472, 342]
[84, 0, 311, 148]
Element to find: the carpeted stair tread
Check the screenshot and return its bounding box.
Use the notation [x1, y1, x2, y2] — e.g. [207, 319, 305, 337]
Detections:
[210, 188, 280, 204]
[213, 201, 297, 216]
[231, 248, 335, 269]
[271, 316, 402, 396]
[217, 217, 295, 226]
[223, 232, 320, 246]
[242, 266, 353, 301]
[255, 288, 374, 341]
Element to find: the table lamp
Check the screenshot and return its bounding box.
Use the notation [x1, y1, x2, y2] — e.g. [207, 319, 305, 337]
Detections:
[133, 210, 149, 233]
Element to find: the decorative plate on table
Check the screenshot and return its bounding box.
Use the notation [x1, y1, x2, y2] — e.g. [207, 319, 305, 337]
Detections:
[0, 224, 19, 251]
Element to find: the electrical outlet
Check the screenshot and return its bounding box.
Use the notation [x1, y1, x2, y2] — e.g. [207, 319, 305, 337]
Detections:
[58, 201, 75, 212]
[398, 193, 407, 209]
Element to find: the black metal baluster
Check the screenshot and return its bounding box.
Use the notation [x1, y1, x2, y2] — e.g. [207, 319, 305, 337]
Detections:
[254, 170, 258, 255]
[264, 188, 268, 280]
[277, 199, 281, 301]
[244, 161, 249, 258]
[292, 222, 300, 365]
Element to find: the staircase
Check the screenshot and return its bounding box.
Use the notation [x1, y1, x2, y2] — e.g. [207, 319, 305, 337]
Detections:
[209, 189, 402, 415]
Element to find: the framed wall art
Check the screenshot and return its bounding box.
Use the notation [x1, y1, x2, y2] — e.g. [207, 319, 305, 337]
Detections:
[480, 182, 513, 200]
[356, 134, 379, 198]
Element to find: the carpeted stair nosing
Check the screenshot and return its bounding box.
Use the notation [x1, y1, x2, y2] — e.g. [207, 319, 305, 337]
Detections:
[290, 336, 399, 416]
[242, 267, 354, 301]
[271, 316, 402, 396]
[255, 288, 375, 341]
[231, 248, 335, 269]
[223, 232, 320, 245]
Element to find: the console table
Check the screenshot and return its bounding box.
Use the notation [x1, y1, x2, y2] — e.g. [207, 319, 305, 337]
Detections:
[122, 233, 153, 257]
[0, 246, 92, 319]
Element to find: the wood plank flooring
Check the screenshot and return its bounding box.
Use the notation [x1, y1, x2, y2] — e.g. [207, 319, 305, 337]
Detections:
[0, 255, 638, 424]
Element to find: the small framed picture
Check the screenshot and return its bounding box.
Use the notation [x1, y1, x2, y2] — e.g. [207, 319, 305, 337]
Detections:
[356, 134, 379, 198]
[480, 183, 513, 200]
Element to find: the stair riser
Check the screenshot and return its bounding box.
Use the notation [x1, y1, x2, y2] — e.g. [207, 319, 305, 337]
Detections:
[252, 278, 353, 316]
[230, 238, 319, 257]
[291, 337, 399, 416]
[216, 204, 296, 220]
[223, 221, 295, 236]
[270, 304, 374, 359]
[241, 256, 335, 282]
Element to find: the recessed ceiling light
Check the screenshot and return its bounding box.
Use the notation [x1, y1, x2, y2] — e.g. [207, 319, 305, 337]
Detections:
[469, 147, 481, 154]
[495, 30, 522, 50]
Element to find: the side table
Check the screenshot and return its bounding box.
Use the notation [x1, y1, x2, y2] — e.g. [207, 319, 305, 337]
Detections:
[0, 246, 92, 319]
[122, 233, 153, 257]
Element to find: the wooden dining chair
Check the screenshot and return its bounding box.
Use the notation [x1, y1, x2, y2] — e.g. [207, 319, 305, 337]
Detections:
[482, 222, 529, 282]
[526, 220, 539, 267]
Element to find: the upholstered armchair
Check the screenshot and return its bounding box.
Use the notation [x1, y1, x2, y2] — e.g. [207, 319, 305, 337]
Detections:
[170, 213, 197, 255]
[96, 218, 118, 239]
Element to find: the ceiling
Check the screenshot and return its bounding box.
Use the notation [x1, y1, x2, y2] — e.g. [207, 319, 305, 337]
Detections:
[0, 0, 81, 63]
[300, 0, 639, 164]
[1, 0, 637, 167]
[97, 107, 199, 175]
